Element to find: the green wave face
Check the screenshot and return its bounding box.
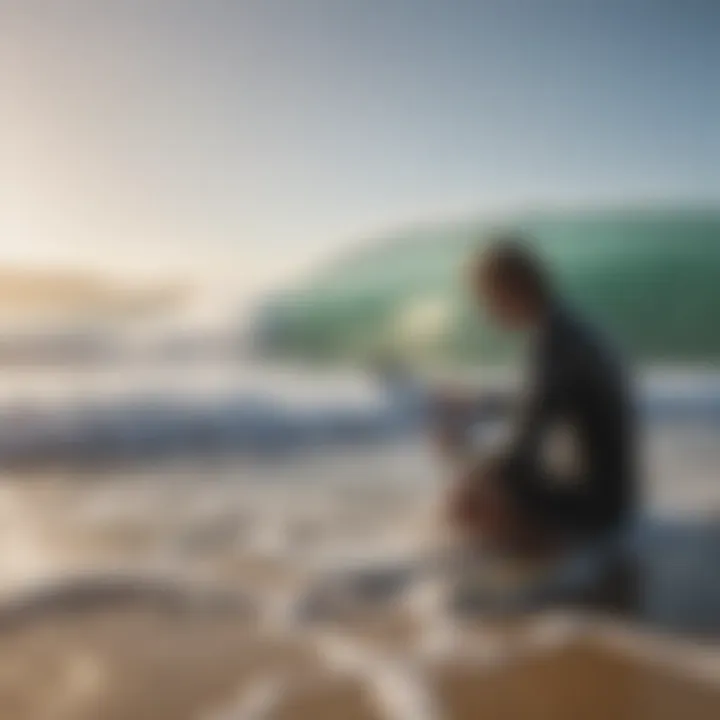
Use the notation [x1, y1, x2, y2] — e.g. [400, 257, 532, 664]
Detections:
[252, 208, 720, 366]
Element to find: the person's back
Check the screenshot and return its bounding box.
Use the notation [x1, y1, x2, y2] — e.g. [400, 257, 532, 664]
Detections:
[513, 301, 636, 535]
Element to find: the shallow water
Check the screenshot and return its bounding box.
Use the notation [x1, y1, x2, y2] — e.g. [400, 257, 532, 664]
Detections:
[0, 434, 716, 712]
[0, 365, 717, 717]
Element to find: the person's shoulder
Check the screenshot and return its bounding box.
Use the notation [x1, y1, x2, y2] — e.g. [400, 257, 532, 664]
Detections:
[546, 303, 590, 349]
[552, 304, 626, 373]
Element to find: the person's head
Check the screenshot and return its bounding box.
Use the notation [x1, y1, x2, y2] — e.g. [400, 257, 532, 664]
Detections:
[469, 235, 553, 329]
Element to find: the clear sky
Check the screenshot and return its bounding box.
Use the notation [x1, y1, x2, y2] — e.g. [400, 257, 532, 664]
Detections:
[1, 0, 718, 299]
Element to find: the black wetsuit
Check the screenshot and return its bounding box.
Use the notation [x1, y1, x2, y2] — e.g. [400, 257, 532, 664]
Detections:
[503, 303, 636, 537]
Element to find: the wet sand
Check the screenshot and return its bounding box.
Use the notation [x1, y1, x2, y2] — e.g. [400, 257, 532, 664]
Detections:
[0, 438, 716, 719]
[433, 641, 720, 720]
[0, 602, 718, 719]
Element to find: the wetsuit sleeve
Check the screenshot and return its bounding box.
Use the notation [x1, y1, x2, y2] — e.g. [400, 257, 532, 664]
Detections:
[505, 339, 564, 475]
[503, 338, 615, 532]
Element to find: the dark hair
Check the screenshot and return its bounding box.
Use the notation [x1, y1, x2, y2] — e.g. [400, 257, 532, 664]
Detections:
[475, 234, 552, 304]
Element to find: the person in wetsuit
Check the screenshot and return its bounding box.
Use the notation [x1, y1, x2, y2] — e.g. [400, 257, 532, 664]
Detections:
[439, 236, 636, 556]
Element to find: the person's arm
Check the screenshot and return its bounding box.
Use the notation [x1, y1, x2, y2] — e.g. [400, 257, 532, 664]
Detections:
[503, 338, 570, 494]
[504, 340, 607, 522]
[509, 336, 557, 454]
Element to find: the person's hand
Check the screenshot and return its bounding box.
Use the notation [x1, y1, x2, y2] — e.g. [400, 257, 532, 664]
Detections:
[446, 477, 492, 525]
[445, 470, 513, 543]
